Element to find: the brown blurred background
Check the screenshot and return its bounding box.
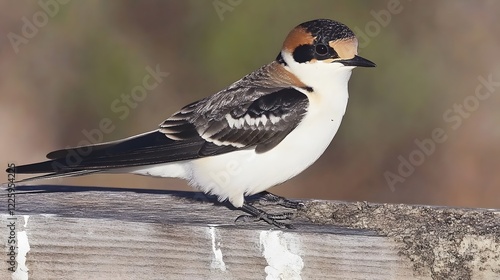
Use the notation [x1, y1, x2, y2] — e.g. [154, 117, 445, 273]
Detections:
[1, 1, 499, 209]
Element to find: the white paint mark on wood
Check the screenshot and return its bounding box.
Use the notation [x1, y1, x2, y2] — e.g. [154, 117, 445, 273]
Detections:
[12, 215, 30, 280]
[209, 226, 227, 271]
[23, 216, 29, 227]
[260, 230, 304, 280]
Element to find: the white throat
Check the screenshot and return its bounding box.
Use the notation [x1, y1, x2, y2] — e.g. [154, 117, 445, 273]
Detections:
[281, 51, 353, 121]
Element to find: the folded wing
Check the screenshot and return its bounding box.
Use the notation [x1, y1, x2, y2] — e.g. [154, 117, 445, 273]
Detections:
[8, 87, 309, 179]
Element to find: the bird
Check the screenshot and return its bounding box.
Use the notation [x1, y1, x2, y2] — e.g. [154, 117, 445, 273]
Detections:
[6, 19, 375, 228]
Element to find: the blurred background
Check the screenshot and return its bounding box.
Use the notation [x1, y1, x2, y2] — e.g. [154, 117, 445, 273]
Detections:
[1, 0, 499, 209]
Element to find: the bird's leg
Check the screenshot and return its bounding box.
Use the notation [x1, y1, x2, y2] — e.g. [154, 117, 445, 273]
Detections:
[236, 203, 295, 229]
[255, 191, 305, 210]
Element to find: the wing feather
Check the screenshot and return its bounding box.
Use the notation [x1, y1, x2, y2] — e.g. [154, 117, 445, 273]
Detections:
[160, 87, 308, 153]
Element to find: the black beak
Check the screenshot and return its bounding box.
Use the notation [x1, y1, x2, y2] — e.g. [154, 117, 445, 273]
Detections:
[340, 55, 376, 67]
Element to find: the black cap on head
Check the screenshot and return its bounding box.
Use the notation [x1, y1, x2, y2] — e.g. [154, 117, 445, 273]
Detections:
[299, 19, 355, 45]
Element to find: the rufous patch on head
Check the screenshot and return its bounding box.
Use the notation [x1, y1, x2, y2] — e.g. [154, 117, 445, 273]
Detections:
[329, 37, 358, 59]
[282, 27, 315, 53]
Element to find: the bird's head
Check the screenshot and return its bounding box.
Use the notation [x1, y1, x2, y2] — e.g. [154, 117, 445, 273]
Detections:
[278, 19, 376, 87]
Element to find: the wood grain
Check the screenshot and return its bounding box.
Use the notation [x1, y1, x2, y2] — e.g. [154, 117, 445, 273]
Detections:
[1, 185, 498, 280]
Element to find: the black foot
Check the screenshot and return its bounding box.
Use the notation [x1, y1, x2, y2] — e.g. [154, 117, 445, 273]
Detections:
[255, 191, 305, 210]
[236, 203, 295, 229]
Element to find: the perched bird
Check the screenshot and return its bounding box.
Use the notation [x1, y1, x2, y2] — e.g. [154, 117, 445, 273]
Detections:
[7, 19, 375, 227]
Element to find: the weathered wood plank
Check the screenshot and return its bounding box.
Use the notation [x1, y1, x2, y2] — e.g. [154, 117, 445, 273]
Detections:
[2, 185, 499, 280]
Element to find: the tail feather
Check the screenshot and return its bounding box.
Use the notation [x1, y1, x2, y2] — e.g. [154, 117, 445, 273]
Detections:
[5, 130, 210, 183]
[5, 129, 238, 183]
[7, 160, 75, 174]
[6, 130, 177, 175]
[11, 170, 101, 184]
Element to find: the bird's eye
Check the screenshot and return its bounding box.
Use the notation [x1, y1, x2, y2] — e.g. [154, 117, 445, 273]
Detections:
[315, 44, 328, 55]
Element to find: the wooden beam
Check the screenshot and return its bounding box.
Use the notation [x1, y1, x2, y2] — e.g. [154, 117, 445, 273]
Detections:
[2, 185, 499, 279]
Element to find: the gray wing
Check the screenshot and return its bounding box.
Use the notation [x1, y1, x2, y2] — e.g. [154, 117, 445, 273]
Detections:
[160, 87, 309, 154]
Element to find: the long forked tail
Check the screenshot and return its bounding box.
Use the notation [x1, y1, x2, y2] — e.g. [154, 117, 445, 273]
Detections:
[5, 130, 209, 184]
[8, 170, 101, 184]
[6, 154, 106, 184]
